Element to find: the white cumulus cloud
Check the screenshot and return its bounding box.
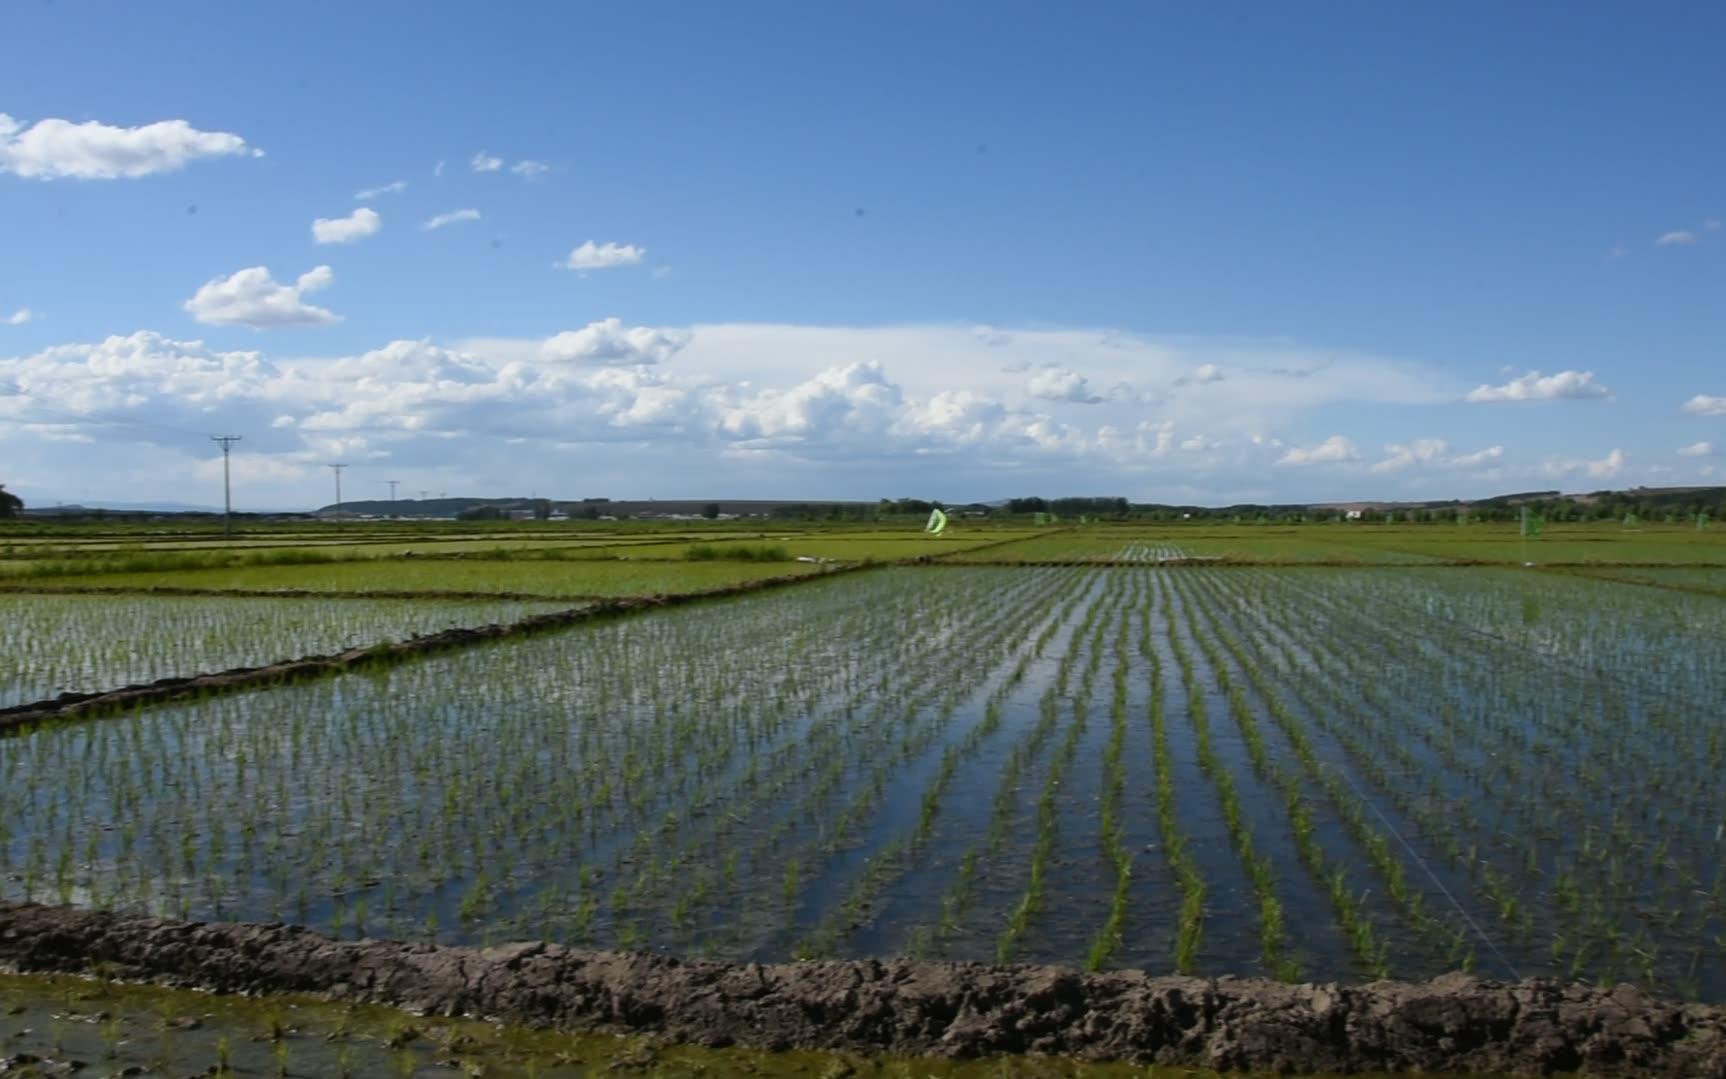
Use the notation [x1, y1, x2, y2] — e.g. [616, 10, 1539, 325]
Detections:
[311, 207, 380, 245]
[563, 241, 646, 271]
[539, 318, 690, 366]
[5, 308, 31, 326]
[1465, 369, 1611, 403]
[1, 320, 1558, 505]
[1277, 435, 1359, 466]
[1682, 394, 1726, 416]
[470, 151, 503, 173]
[1678, 441, 1716, 457]
[422, 208, 481, 230]
[182, 266, 339, 328]
[0, 112, 259, 180]
[1027, 366, 1101, 404]
[722, 361, 904, 448]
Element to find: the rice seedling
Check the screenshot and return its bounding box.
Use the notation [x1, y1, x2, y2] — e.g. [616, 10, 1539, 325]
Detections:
[2, 553, 1721, 1000]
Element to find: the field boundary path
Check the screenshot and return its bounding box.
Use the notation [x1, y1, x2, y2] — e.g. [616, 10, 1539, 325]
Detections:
[2, 901, 1722, 1076]
[0, 565, 862, 733]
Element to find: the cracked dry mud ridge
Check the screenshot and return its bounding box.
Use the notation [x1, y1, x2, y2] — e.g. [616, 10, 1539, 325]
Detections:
[2, 903, 1723, 1076]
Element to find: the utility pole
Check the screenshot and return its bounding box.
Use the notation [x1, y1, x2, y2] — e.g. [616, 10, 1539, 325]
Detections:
[328, 464, 348, 527]
[386, 479, 399, 518]
[210, 435, 242, 540]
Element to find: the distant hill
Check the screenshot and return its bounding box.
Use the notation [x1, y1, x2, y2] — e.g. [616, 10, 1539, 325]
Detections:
[25, 501, 310, 517]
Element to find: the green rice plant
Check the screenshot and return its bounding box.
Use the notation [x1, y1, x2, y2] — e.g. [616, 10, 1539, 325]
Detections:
[683, 542, 791, 562]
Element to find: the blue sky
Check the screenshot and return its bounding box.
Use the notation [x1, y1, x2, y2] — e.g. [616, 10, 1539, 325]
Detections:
[3, 2, 1723, 509]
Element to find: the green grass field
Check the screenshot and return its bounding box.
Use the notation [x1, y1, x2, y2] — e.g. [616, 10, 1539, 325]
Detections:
[952, 523, 1726, 565]
[9, 557, 832, 597]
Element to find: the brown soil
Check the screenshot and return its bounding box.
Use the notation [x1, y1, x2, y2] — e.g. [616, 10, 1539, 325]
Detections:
[2, 903, 1721, 1076]
[0, 566, 856, 732]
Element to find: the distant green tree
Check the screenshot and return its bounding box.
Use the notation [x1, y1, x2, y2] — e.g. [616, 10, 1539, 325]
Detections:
[0, 484, 21, 520]
[701, 502, 720, 519]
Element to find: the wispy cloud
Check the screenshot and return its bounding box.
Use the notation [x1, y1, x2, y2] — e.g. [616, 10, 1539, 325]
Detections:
[355, 180, 406, 200]
[1369, 439, 1504, 473]
[1277, 435, 1358, 466]
[1678, 441, 1716, 458]
[1588, 448, 1627, 478]
[1656, 230, 1698, 246]
[1465, 369, 1611, 403]
[0, 111, 260, 180]
[510, 160, 549, 179]
[422, 208, 481, 231]
[1543, 447, 1628, 480]
[5, 307, 31, 326]
[470, 151, 503, 173]
[1683, 394, 1726, 416]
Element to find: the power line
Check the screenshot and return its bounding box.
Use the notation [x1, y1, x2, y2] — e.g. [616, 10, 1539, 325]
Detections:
[328, 463, 348, 527]
[210, 435, 242, 540]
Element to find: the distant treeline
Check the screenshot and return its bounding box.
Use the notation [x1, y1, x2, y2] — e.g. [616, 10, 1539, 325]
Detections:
[17, 486, 1721, 527]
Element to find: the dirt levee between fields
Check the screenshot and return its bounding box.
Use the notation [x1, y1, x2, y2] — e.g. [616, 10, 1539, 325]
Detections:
[1, 903, 1721, 1076]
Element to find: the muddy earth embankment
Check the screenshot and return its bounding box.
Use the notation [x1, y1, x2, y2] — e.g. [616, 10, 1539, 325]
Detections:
[2, 903, 1722, 1076]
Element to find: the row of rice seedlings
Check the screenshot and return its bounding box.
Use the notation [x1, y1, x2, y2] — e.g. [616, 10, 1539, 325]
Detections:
[424, 583, 925, 939]
[1155, 570, 1298, 980]
[457, 569, 1052, 942]
[626, 569, 1085, 952]
[628, 567, 1092, 953]
[1084, 577, 1141, 969]
[1231, 571, 1588, 966]
[918, 575, 1118, 952]
[787, 570, 1103, 958]
[1180, 569, 1461, 968]
[994, 574, 1127, 962]
[0, 571, 1001, 947]
[1269, 568, 1718, 944]
[0, 594, 573, 707]
[1133, 580, 1207, 972]
[1229, 568, 1723, 995]
[1165, 571, 1389, 975]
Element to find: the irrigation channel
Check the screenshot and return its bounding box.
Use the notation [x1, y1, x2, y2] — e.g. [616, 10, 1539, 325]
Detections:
[2, 565, 1723, 1006]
